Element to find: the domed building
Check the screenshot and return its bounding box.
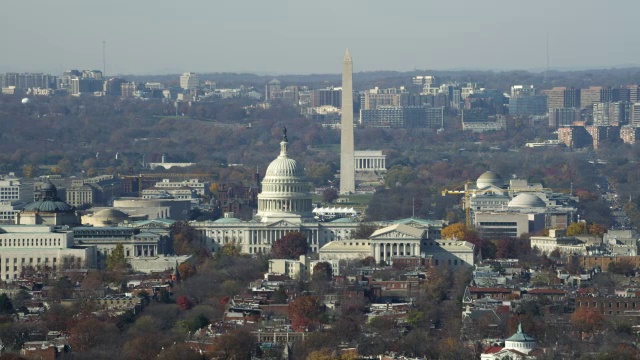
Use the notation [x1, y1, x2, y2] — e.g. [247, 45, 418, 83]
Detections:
[481, 323, 542, 359]
[16, 181, 80, 226]
[81, 208, 130, 227]
[508, 194, 547, 209]
[476, 171, 503, 189]
[192, 130, 362, 255]
[256, 131, 314, 223]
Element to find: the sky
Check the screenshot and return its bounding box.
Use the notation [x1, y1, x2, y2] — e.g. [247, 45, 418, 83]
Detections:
[0, 0, 636, 75]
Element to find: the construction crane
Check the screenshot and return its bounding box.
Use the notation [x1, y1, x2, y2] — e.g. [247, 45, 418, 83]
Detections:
[441, 181, 473, 227]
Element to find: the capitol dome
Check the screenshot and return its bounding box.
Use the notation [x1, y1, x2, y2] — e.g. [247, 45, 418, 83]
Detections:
[256, 129, 313, 223]
[476, 171, 503, 189]
[508, 193, 546, 208]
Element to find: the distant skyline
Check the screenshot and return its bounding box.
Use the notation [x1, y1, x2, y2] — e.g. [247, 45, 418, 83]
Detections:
[1, 0, 637, 75]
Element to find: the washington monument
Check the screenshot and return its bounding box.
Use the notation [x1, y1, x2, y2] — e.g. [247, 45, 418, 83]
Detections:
[340, 49, 355, 194]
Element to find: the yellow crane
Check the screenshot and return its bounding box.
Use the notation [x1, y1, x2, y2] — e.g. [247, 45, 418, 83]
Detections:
[441, 181, 473, 227]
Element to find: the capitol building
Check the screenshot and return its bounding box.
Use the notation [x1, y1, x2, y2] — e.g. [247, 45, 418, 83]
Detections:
[192, 131, 455, 263]
[192, 131, 361, 254]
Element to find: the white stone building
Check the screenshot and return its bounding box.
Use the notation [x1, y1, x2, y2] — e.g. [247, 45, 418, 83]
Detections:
[0, 225, 96, 282]
[192, 131, 361, 254]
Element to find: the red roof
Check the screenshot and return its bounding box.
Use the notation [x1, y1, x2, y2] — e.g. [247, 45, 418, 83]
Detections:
[527, 289, 566, 295]
[483, 346, 503, 354]
[469, 287, 512, 293]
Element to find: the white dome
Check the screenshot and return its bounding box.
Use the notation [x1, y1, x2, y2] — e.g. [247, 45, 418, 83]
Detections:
[21, 98, 30, 104]
[508, 193, 546, 208]
[256, 132, 313, 223]
[476, 171, 503, 188]
[265, 156, 303, 178]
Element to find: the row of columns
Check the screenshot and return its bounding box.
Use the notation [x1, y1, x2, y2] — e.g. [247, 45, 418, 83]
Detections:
[135, 244, 157, 257]
[373, 242, 419, 263]
[355, 157, 386, 170]
[259, 198, 311, 212]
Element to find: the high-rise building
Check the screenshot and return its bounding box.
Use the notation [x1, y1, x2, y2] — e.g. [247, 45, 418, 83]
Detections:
[311, 87, 341, 108]
[510, 85, 536, 98]
[548, 108, 579, 128]
[631, 103, 640, 126]
[542, 87, 580, 109]
[593, 102, 628, 126]
[360, 106, 444, 128]
[340, 49, 355, 194]
[620, 125, 640, 144]
[580, 86, 611, 110]
[508, 96, 547, 116]
[180, 72, 199, 90]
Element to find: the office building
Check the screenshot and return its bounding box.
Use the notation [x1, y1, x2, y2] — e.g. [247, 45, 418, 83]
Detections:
[509, 95, 547, 116]
[542, 87, 580, 109]
[311, 87, 341, 108]
[0, 225, 97, 282]
[180, 72, 199, 90]
[548, 108, 579, 128]
[620, 125, 640, 144]
[580, 86, 612, 110]
[360, 106, 443, 128]
[593, 102, 629, 126]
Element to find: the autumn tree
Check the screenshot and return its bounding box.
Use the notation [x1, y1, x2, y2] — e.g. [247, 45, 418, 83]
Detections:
[271, 232, 308, 259]
[571, 307, 604, 336]
[69, 318, 119, 352]
[589, 223, 607, 237]
[441, 223, 476, 241]
[178, 262, 197, 280]
[289, 296, 324, 331]
[171, 221, 200, 255]
[176, 295, 194, 311]
[566, 222, 588, 236]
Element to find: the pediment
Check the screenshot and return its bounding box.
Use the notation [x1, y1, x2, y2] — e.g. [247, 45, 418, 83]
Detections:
[370, 230, 422, 240]
[266, 220, 295, 228]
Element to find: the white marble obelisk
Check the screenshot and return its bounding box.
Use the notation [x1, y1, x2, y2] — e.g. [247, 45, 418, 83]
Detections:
[340, 49, 355, 194]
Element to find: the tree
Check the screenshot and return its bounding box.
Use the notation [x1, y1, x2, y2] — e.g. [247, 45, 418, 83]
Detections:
[209, 182, 221, 194]
[21, 163, 35, 178]
[312, 262, 333, 281]
[106, 243, 128, 271]
[271, 232, 308, 259]
[271, 286, 288, 304]
[177, 295, 194, 311]
[566, 222, 588, 236]
[608, 259, 636, 276]
[186, 313, 210, 332]
[571, 307, 604, 336]
[322, 187, 339, 203]
[441, 223, 467, 240]
[289, 296, 323, 331]
[220, 242, 242, 257]
[158, 344, 205, 360]
[210, 330, 255, 359]
[178, 262, 197, 279]
[171, 221, 200, 255]
[0, 294, 13, 315]
[589, 223, 607, 237]
[352, 224, 379, 239]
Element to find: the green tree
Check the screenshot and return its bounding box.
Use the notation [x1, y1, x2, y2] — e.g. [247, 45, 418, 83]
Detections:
[312, 262, 333, 281]
[106, 243, 128, 271]
[271, 232, 308, 259]
[0, 294, 13, 315]
[352, 223, 379, 239]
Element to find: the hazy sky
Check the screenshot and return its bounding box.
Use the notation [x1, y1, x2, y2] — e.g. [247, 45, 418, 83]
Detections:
[1, 0, 635, 75]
